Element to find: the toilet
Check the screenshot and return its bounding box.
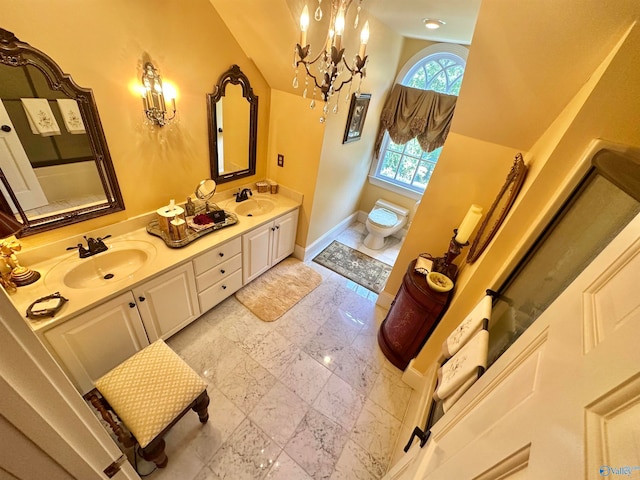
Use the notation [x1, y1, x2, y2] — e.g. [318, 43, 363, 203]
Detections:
[364, 199, 410, 250]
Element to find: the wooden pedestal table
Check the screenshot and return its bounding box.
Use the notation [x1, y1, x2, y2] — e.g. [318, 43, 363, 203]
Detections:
[378, 259, 452, 370]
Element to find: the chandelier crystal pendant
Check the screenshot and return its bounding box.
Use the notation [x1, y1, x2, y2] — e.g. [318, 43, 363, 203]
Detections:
[294, 0, 370, 123]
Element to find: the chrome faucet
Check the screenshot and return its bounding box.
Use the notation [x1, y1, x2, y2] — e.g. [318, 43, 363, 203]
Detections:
[235, 188, 253, 202]
[67, 235, 111, 258]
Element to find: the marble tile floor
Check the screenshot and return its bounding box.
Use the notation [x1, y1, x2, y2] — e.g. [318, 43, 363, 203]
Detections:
[127, 224, 408, 480]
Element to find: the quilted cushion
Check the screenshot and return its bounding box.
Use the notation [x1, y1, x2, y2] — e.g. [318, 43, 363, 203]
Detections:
[95, 340, 207, 448]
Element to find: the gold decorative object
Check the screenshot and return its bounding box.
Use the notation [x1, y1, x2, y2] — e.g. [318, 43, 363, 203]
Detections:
[0, 236, 40, 288]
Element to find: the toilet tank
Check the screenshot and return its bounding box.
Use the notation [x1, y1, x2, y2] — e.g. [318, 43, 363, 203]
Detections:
[374, 199, 410, 218]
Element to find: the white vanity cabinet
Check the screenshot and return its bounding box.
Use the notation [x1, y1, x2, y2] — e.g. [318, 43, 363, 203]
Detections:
[43, 291, 150, 394]
[242, 209, 298, 283]
[42, 262, 199, 394]
[132, 262, 200, 342]
[193, 236, 243, 312]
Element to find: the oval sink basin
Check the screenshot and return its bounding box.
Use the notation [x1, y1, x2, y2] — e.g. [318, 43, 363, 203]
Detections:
[234, 198, 275, 217]
[45, 240, 157, 290]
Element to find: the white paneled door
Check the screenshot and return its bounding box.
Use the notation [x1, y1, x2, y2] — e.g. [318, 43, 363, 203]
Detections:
[389, 212, 640, 479]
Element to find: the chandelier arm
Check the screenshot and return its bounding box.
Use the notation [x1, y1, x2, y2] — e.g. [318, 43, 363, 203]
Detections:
[330, 75, 355, 95]
[297, 60, 325, 92]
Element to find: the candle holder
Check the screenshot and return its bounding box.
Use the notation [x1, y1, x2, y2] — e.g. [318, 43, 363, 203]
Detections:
[429, 229, 469, 280]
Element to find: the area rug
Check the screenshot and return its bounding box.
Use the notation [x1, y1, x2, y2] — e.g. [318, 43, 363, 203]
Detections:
[235, 257, 322, 322]
[313, 241, 391, 293]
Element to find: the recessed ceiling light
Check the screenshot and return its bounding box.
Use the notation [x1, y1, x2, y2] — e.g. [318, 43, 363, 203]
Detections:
[423, 18, 446, 30]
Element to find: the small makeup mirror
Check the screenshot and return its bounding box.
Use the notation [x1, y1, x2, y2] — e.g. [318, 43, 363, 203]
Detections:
[195, 179, 216, 201]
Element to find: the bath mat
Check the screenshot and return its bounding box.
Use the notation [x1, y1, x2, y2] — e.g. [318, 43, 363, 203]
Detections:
[313, 241, 391, 293]
[235, 257, 322, 322]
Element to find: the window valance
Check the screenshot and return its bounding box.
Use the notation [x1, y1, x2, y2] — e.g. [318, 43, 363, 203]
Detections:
[374, 84, 457, 157]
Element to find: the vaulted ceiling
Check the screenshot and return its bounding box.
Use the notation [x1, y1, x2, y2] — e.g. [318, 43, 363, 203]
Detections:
[210, 0, 640, 151]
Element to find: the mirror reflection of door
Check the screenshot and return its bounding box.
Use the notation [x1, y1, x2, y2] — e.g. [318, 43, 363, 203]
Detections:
[0, 100, 48, 211]
[0, 62, 107, 221]
[218, 83, 250, 175]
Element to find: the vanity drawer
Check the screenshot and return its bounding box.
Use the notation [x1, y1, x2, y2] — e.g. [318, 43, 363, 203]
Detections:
[193, 237, 241, 275]
[198, 269, 243, 313]
[195, 253, 242, 292]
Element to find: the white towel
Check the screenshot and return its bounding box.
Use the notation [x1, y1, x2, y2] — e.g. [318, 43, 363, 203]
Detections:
[56, 99, 86, 134]
[434, 329, 489, 401]
[442, 294, 493, 358]
[20, 98, 61, 136]
[442, 374, 478, 413]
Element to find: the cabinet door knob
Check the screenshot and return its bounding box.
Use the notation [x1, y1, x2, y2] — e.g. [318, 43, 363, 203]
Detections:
[129, 302, 136, 308]
[219, 252, 224, 257]
[271, 227, 276, 231]
[1, 125, 11, 133]
[220, 269, 225, 274]
[138, 296, 146, 302]
[222, 285, 227, 290]
[276, 225, 280, 230]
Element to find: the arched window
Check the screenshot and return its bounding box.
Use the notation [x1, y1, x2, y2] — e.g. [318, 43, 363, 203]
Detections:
[371, 44, 468, 197]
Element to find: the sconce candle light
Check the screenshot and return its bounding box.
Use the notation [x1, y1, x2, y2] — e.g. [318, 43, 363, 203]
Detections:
[140, 62, 176, 127]
[294, 0, 370, 123]
[431, 204, 483, 279]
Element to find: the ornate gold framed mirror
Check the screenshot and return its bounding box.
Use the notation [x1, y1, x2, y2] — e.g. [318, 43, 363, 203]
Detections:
[467, 154, 528, 263]
[207, 64, 258, 184]
[0, 28, 124, 236]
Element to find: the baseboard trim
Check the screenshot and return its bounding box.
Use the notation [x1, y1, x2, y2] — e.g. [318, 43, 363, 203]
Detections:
[402, 360, 438, 433]
[301, 212, 359, 261]
[376, 290, 395, 310]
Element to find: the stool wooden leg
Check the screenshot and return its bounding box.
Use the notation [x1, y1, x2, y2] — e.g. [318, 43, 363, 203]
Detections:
[141, 438, 168, 469]
[86, 391, 134, 448]
[193, 390, 210, 424]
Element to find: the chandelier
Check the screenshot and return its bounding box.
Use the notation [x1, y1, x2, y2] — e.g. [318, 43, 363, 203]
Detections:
[293, 0, 370, 122]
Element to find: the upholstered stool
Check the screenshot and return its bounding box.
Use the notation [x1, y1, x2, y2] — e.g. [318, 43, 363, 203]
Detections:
[91, 339, 209, 468]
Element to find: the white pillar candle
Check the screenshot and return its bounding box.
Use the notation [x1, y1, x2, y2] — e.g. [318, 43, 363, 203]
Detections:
[299, 5, 309, 46]
[455, 204, 483, 244]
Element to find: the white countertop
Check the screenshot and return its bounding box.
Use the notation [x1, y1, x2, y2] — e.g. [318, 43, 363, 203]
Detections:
[9, 191, 301, 333]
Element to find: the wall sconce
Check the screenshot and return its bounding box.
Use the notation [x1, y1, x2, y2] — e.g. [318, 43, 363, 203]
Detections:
[140, 62, 176, 127]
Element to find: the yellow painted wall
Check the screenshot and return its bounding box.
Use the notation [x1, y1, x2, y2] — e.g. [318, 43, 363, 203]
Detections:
[1, 0, 270, 247]
[266, 90, 325, 248]
[384, 133, 521, 296]
[306, 16, 404, 247]
[412, 22, 640, 372]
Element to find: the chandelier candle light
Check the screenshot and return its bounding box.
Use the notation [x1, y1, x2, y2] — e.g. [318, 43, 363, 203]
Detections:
[294, 0, 370, 122]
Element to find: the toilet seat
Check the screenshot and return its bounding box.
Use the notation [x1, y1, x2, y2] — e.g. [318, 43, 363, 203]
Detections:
[368, 207, 398, 228]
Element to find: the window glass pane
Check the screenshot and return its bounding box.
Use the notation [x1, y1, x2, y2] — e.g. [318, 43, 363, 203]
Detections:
[409, 68, 427, 89]
[388, 141, 404, 153]
[380, 151, 401, 178]
[404, 138, 423, 157]
[413, 161, 435, 189]
[397, 157, 419, 184]
[448, 77, 463, 96]
[421, 146, 442, 161]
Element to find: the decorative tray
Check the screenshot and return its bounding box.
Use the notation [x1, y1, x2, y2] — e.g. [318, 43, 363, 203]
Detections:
[146, 206, 238, 248]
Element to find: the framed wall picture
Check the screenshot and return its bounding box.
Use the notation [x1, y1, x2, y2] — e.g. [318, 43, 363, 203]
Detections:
[342, 93, 371, 144]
